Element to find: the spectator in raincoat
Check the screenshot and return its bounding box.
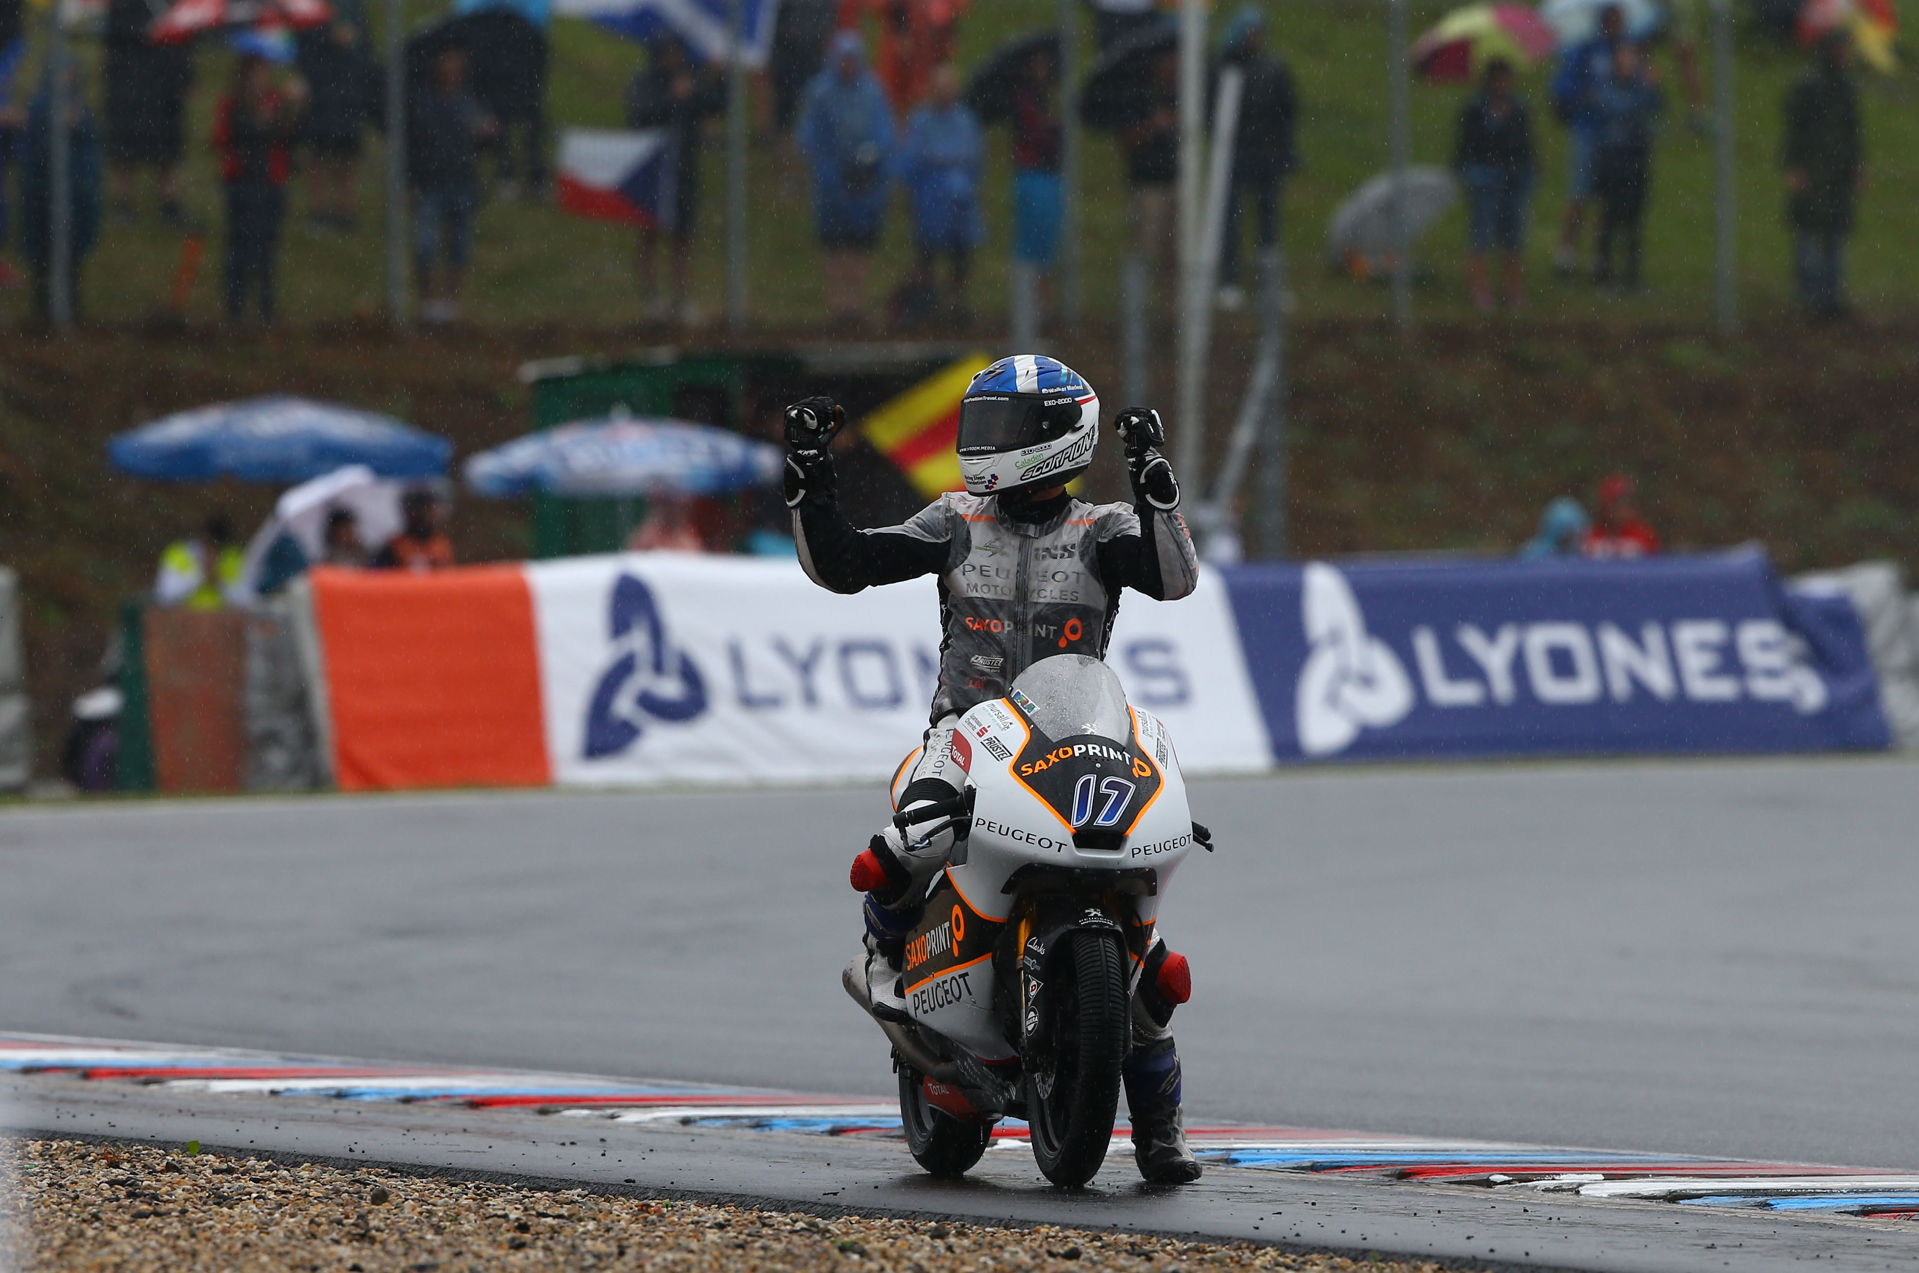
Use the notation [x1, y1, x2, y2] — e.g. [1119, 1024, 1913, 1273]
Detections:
[1782, 30, 1862, 320]
[154, 514, 246, 609]
[1589, 43, 1662, 291]
[1581, 473, 1660, 559]
[214, 54, 307, 325]
[19, 68, 102, 323]
[897, 63, 981, 318]
[1454, 58, 1534, 313]
[1548, 3, 1625, 276]
[1519, 497, 1589, 559]
[1007, 39, 1063, 299]
[626, 34, 724, 325]
[298, 19, 381, 230]
[1214, 6, 1297, 311]
[798, 31, 894, 325]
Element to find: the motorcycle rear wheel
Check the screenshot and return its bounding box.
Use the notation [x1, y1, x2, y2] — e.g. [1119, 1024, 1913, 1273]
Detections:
[1025, 929, 1129, 1188]
[897, 1063, 993, 1177]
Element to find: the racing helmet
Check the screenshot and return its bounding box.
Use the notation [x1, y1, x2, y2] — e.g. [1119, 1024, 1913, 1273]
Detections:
[956, 355, 1100, 497]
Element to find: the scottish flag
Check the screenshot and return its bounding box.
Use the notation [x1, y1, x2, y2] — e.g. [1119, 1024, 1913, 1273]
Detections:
[552, 0, 780, 67]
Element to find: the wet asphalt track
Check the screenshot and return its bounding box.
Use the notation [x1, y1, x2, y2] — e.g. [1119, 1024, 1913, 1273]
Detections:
[1, 755, 1916, 1175]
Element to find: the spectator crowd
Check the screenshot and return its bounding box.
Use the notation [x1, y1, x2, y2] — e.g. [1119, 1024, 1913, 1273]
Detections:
[0, 0, 1877, 327]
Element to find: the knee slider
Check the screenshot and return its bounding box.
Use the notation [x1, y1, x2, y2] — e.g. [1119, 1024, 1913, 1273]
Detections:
[1137, 944, 1191, 1030]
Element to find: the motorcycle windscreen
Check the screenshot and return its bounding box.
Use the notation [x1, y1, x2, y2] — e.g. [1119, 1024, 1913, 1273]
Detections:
[1007, 654, 1132, 744]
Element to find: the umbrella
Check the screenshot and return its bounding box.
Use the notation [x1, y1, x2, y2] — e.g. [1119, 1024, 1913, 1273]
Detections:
[1326, 166, 1461, 263]
[965, 30, 1059, 126]
[407, 9, 546, 125]
[237, 464, 406, 596]
[229, 26, 296, 62]
[1078, 19, 1176, 132]
[465, 417, 783, 499]
[1413, 4, 1559, 80]
[109, 397, 452, 483]
[1797, 0, 1899, 72]
[149, 0, 330, 44]
[1538, 0, 1663, 47]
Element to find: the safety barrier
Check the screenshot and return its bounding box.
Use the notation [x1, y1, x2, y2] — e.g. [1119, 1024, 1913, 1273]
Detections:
[293, 548, 1893, 792]
[0, 567, 28, 792]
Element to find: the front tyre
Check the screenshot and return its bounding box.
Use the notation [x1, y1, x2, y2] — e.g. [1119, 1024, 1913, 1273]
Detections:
[898, 1062, 992, 1177]
[1026, 929, 1129, 1187]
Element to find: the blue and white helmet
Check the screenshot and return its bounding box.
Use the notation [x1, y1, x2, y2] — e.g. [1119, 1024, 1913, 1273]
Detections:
[956, 355, 1100, 498]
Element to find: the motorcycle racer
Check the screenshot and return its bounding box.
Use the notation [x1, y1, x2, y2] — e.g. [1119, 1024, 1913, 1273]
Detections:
[784, 353, 1205, 1184]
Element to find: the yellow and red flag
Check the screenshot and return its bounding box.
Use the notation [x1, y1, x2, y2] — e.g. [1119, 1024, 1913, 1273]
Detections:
[860, 354, 993, 500]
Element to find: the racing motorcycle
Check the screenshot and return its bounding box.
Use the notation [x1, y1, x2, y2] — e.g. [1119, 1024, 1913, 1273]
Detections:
[844, 654, 1209, 1187]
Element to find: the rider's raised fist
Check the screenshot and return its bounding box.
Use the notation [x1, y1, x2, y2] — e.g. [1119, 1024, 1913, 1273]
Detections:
[1112, 407, 1166, 456]
[784, 396, 845, 454]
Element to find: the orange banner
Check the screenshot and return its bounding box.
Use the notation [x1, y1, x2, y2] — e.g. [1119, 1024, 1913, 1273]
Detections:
[310, 566, 551, 792]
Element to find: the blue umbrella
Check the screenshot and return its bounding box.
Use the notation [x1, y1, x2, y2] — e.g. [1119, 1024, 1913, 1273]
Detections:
[109, 397, 452, 483]
[465, 416, 782, 498]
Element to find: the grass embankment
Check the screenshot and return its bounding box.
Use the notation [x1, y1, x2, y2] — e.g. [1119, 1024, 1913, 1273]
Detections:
[3, 315, 1915, 778]
[15, 0, 1918, 328]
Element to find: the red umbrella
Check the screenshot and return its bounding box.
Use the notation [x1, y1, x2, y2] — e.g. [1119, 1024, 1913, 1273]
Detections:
[149, 0, 330, 45]
[1411, 4, 1560, 83]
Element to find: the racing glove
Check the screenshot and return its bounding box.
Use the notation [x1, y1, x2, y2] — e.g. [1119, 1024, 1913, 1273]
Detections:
[783, 396, 845, 508]
[1114, 407, 1180, 513]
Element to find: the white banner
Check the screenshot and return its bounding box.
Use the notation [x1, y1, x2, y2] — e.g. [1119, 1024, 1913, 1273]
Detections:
[526, 554, 1267, 789]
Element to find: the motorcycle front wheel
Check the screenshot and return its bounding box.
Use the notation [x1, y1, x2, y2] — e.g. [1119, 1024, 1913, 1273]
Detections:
[897, 1061, 993, 1177]
[1025, 928, 1129, 1188]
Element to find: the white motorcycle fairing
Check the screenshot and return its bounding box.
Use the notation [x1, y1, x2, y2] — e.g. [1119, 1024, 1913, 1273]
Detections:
[896, 656, 1195, 1064]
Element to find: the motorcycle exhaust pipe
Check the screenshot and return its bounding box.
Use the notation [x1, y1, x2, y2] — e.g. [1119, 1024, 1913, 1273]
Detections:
[841, 963, 962, 1084]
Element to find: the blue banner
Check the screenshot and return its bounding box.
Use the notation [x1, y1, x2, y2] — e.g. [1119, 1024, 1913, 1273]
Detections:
[1221, 550, 1890, 763]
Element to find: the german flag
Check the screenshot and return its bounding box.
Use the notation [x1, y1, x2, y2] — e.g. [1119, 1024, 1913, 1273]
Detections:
[860, 355, 993, 500]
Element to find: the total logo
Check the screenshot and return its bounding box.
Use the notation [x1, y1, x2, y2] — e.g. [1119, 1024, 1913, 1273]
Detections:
[584, 575, 710, 759]
[1293, 563, 1834, 758]
[581, 573, 943, 761]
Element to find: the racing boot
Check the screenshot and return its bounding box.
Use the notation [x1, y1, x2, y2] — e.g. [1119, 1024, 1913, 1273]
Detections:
[1124, 1037, 1202, 1185]
[845, 927, 910, 1024]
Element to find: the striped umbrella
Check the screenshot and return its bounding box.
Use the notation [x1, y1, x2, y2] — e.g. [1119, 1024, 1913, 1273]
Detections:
[465, 417, 782, 498]
[1412, 4, 1560, 81]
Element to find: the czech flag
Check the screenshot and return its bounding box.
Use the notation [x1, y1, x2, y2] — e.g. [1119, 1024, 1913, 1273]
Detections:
[556, 129, 678, 229]
[860, 355, 994, 500]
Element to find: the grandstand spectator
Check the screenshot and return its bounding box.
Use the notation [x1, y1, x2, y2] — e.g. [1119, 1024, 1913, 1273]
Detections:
[625, 35, 723, 325]
[372, 488, 455, 571]
[1549, 3, 1624, 277]
[154, 514, 245, 609]
[19, 67, 101, 323]
[1214, 6, 1296, 312]
[797, 31, 893, 325]
[1520, 497, 1589, 559]
[898, 63, 982, 319]
[102, 0, 192, 226]
[297, 19, 380, 231]
[409, 45, 494, 324]
[320, 506, 370, 567]
[1121, 43, 1179, 302]
[1590, 43, 1661, 291]
[1581, 474, 1659, 558]
[214, 54, 305, 325]
[1454, 58, 1534, 313]
[842, 0, 964, 117]
[470, 0, 552, 199]
[766, 0, 836, 135]
[0, 0, 22, 289]
[1783, 30, 1863, 321]
[1007, 40, 1063, 304]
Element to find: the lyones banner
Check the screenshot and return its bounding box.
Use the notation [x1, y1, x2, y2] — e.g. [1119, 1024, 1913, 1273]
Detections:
[532, 554, 1270, 786]
[1223, 550, 1891, 762]
[307, 555, 1268, 791]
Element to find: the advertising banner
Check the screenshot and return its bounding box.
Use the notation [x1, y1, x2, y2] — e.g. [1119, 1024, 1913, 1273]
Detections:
[526, 554, 1269, 787]
[1223, 550, 1891, 762]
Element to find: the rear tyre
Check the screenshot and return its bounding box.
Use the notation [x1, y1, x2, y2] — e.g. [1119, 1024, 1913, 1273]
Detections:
[1026, 928, 1129, 1187]
[898, 1063, 993, 1177]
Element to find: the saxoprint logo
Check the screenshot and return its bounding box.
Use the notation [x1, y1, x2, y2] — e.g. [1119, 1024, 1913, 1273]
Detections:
[583, 575, 708, 759]
[1294, 563, 1414, 757]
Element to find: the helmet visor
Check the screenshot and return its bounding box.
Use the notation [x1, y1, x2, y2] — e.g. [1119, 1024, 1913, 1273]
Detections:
[957, 395, 1081, 456]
